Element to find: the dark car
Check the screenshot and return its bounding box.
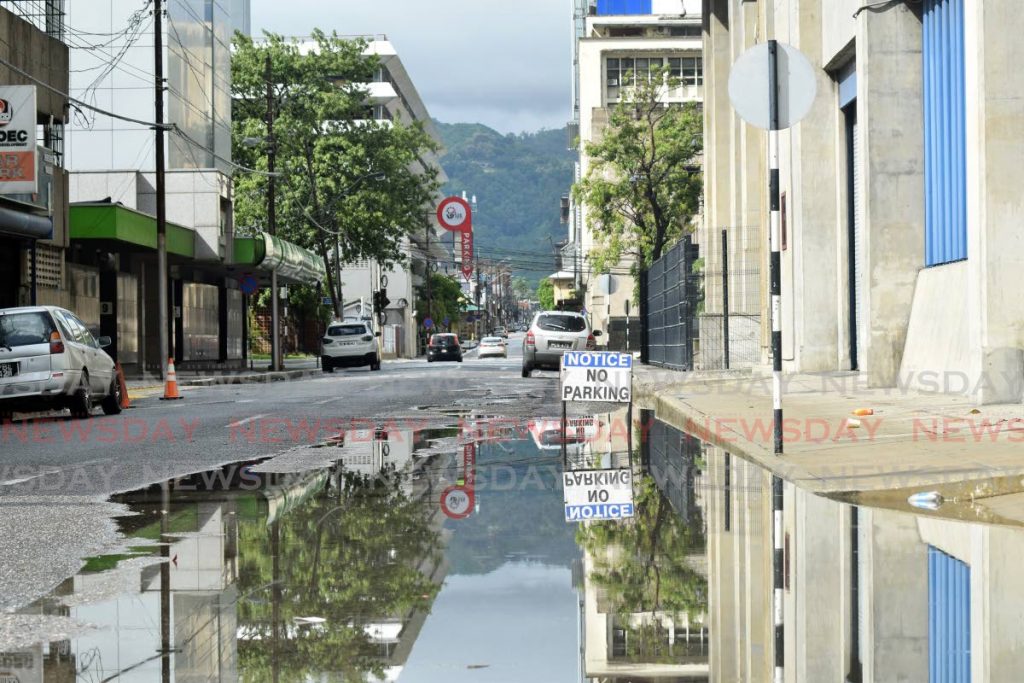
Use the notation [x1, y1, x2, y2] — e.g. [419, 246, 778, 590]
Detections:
[427, 333, 463, 363]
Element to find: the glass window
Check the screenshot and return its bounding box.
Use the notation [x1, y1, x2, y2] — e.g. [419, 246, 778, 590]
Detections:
[328, 324, 368, 337]
[69, 314, 97, 347]
[0, 312, 56, 348]
[536, 315, 587, 332]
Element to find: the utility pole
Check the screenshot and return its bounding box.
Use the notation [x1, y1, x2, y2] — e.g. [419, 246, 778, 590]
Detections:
[154, 0, 169, 380]
[425, 222, 432, 321]
[474, 260, 482, 340]
[265, 54, 281, 372]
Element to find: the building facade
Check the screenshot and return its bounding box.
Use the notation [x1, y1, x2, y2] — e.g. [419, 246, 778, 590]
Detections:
[703, 0, 1024, 403]
[571, 0, 703, 346]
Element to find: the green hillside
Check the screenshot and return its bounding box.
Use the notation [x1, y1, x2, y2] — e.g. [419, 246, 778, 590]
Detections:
[435, 122, 576, 285]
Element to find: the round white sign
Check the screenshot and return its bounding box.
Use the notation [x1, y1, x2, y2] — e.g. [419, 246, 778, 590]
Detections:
[441, 487, 472, 518]
[437, 197, 470, 231]
[728, 41, 817, 131]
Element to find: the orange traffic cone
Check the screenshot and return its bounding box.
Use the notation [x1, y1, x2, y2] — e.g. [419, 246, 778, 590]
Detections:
[115, 362, 131, 409]
[160, 357, 182, 400]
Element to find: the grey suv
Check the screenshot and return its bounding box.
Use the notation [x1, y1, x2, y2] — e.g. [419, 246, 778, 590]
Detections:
[521, 311, 601, 378]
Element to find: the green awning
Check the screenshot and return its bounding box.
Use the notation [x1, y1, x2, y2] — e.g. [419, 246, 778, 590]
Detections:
[232, 232, 326, 286]
[69, 203, 195, 258]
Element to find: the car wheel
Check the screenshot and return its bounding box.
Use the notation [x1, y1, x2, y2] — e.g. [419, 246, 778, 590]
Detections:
[322, 358, 334, 373]
[101, 376, 123, 415]
[371, 357, 381, 371]
[70, 371, 92, 419]
[521, 365, 532, 378]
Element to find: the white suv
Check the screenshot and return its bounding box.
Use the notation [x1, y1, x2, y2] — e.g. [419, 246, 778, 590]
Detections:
[321, 320, 381, 372]
[521, 311, 601, 378]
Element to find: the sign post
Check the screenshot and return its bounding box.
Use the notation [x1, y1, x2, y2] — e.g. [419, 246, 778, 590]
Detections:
[729, 39, 817, 683]
[436, 196, 474, 281]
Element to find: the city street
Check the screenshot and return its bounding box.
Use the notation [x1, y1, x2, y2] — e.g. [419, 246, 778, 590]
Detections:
[0, 336, 557, 611]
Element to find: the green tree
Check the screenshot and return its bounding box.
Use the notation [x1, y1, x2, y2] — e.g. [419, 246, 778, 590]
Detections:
[537, 277, 555, 310]
[575, 475, 706, 620]
[416, 272, 465, 330]
[232, 31, 442, 319]
[573, 67, 702, 273]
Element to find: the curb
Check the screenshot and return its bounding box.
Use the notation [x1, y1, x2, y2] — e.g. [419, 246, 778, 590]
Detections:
[181, 369, 321, 386]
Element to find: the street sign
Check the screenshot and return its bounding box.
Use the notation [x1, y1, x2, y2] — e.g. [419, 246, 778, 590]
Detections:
[560, 351, 632, 403]
[0, 86, 38, 194]
[460, 229, 473, 279]
[322, 296, 332, 306]
[443, 317, 450, 326]
[436, 196, 472, 232]
[728, 41, 817, 131]
[239, 274, 259, 296]
[563, 468, 634, 522]
[424, 317, 434, 330]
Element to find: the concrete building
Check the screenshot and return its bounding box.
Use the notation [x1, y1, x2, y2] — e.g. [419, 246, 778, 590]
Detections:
[571, 0, 703, 347]
[331, 38, 448, 358]
[702, 0, 1024, 404]
[0, 3, 70, 312]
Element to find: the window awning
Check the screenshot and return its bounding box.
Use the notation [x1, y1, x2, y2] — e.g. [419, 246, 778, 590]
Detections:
[69, 203, 195, 258]
[0, 203, 52, 240]
[232, 233, 326, 286]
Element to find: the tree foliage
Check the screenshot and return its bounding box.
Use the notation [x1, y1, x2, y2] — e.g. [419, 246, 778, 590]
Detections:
[232, 31, 442, 318]
[236, 469, 443, 681]
[573, 68, 702, 273]
[537, 277, 555, 310]
[415, 272, 465, 330]
[575, 475, 706, 620]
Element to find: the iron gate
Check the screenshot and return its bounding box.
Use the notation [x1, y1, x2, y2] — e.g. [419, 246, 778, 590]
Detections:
[644, 237, 700, 370]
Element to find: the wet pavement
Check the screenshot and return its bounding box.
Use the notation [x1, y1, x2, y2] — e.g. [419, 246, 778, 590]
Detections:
[4, 402, 1024, 679]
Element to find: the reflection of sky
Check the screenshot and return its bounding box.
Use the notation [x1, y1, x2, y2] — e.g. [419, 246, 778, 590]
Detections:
[400, 562, 578, 682]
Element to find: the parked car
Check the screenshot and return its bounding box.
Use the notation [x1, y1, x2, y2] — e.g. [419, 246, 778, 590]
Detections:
[0, 305, 121, 419]
[427, 333, 463, 363]
[478, 336, 507, 359]
[492, 327, 509, 339]
[321, 320, 381, 372]
[521, 311, 600, 378]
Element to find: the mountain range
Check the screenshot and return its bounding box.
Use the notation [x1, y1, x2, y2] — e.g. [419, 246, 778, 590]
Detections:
[435, 122, 576, 285]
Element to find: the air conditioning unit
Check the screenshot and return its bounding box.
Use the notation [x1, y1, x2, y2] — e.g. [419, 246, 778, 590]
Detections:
[608, 78, 619, 86]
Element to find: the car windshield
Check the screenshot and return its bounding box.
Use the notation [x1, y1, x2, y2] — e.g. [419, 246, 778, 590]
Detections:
[535, 314, 586, 332]
[431, 335, 458, 346]
[328, 324, 367, 336]
[482, 337, 502, 344]
[0, 311, 56, 348]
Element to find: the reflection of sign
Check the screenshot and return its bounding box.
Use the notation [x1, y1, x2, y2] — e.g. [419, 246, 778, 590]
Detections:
[436, 196, 472, 232]
[0, 86, 37, 194]
[461, 229, 473, 279]
[0, 647, 40, 683]
[440, 441, 476, 519]
[563, 468, 634, 522]
[560, 351, 632, 403]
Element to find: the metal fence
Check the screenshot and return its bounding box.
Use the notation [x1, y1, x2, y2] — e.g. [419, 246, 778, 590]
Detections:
[644, 230, 762, 370]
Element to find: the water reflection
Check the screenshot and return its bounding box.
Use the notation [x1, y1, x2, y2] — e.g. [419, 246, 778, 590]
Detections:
[9, 409, 1024, 680]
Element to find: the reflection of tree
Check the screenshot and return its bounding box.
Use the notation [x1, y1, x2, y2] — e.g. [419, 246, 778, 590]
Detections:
[575, 475, 706, 620]
[236, 469, 443, 682]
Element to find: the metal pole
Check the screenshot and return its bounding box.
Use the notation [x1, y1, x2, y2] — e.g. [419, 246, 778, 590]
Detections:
[266, 54, 281, 372]
[425, 222, 432, 321]
[722, 228, 730, 369]
[682, 235, 694, 371]
[768, 38, 785, 683]
[154, 0, 169, 380]
[29, 240, 36, 305]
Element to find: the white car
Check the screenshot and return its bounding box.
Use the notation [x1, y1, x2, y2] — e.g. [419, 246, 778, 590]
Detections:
[477, 336, 507, 359]
[321, 320, 382, 372]
[0, 305, 121, 419]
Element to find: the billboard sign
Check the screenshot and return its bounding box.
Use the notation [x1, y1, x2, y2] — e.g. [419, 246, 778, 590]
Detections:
[0, 86, 37, 194]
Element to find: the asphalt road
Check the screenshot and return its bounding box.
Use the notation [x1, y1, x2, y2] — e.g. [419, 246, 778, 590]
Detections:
[0, 334, 568, 611]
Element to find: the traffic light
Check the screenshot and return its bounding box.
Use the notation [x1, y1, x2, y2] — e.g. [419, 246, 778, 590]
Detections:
[373, 289, 391, 311]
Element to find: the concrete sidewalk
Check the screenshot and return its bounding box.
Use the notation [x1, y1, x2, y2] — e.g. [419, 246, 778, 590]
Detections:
[635, 366, 1024, 497]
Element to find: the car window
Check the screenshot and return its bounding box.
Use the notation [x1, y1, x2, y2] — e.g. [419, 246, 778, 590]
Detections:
[535, 314, 586, 332]
[482, 337, 501, 343]
[0, 311, 57, 348]
[431, 334, 458, 346]
[69, 314, 98, 347]
[328, 324, 367, 336]
[55, 312, 85, 345]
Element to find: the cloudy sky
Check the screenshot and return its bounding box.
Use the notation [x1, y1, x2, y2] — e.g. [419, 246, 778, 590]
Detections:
[251, 0, 573, 134]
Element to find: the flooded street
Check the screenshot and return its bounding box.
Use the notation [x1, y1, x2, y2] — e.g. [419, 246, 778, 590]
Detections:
[5, 405, 1021, 680]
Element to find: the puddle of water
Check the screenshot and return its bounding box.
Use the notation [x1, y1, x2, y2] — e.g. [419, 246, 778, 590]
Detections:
[7, 409, 1024, 679]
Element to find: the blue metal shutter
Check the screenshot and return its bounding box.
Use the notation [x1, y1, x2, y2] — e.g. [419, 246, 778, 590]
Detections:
[928, 546, 971, 682]
[923, 0, 967, 266]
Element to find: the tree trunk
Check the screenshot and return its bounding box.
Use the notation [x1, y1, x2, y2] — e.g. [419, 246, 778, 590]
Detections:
[304, 143, 342, 320]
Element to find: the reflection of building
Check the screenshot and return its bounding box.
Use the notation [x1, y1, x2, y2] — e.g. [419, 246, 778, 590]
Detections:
[700, 433, 1024, 681]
